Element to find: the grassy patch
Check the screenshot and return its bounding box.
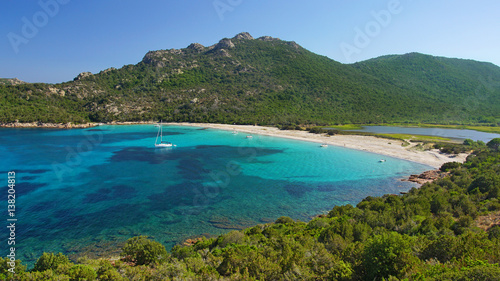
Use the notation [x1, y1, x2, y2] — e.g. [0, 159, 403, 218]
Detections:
[374, 133, 451, 142]
[324, 124, 364, 130]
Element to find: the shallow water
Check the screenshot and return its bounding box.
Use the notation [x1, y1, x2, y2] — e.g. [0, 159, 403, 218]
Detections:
[0, 125, 429, 266]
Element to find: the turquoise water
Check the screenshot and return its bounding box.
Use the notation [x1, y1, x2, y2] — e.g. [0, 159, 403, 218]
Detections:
[344, 126, 500, 142]
[0, 125, 429, 265]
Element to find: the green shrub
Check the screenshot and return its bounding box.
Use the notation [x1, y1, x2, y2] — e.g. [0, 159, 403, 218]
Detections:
[362, 232, 418, 280]
[275, 216, 295, 224]
[33, 252, 71, 272]
[440, 161, 461, 172]
[121, 236, 168, 265]
[487, 138, 500, 151]
[67, 264, 97, 281]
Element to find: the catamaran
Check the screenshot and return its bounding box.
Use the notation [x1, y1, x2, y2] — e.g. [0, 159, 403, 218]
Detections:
[155, 121, 175, 147]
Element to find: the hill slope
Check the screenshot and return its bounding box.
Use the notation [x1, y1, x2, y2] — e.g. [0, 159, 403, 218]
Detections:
[1, 32, 499, 125]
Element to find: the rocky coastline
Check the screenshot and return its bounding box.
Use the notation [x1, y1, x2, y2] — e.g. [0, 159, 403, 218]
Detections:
[403, 169, 449, 185]
[0, 121, 158, 129]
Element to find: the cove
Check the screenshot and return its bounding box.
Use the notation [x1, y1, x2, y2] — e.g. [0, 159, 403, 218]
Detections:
[0, 125, 430, 266]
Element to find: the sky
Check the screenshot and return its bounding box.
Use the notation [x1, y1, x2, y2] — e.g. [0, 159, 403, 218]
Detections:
[1, 0, 499, 84]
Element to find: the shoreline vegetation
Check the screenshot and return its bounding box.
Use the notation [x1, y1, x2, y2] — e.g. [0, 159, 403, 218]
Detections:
[3, 143, 500, 280]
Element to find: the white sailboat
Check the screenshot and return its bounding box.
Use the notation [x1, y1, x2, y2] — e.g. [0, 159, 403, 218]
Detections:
[155, 121, 175, 148]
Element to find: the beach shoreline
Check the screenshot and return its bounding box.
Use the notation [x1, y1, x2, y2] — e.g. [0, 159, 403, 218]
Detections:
[1, 121, 468, 168]
[168, 122, 469, 169]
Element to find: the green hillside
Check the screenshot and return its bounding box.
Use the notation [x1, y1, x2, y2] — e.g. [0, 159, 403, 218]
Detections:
[1, 32, 499, 125]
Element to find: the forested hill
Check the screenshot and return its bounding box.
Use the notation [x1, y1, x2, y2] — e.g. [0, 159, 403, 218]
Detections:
[1, 32, 499, 125]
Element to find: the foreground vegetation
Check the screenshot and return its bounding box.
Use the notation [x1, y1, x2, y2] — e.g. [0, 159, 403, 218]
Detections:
[2, 139, 500, 280]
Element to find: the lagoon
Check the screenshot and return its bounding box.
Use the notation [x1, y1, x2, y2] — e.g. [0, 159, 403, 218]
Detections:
[345, 126, 500, 142]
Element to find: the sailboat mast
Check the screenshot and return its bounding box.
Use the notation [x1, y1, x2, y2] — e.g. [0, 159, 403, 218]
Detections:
[155, 123, 160, 145]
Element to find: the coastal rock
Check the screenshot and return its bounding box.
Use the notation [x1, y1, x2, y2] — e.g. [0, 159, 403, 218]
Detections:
[404, 170, 448, 184]
[182, 237, 203, 246]
[74, 72, 93, 81]
[0, 122, 97, 129]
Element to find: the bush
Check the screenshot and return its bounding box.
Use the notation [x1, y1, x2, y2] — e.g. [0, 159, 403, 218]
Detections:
[33, 252, 71, 272]
[275, 216, 295, 224]
[67, 264, 97, 281]
[121, 236, 168, 265]
[217, 231, 245, 248]
[440, 161, 461, 172]
[488, 225, 500, 240]
[487, 138, 500, 151]
[0, 257, 27, 279]
[362, 232, 418, 280]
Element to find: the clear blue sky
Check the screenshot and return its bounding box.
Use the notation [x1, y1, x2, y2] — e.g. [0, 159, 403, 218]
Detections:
[1, 0, 499, 84]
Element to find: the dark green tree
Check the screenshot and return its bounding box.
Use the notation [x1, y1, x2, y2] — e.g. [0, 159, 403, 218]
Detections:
[121, 236, 168, 265]
[361, 232, 418, 280]
[487, 138, 500, 151]
[33, 252, 71, 272]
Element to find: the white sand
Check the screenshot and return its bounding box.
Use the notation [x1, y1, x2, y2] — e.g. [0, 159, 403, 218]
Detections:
[168, 122, 468, 169]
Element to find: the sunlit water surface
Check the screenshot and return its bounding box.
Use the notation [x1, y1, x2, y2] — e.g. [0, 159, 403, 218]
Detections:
[0, 125, 430, 265]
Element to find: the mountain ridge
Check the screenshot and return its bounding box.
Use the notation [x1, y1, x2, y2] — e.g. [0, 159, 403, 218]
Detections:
[1, 32, 499, 125]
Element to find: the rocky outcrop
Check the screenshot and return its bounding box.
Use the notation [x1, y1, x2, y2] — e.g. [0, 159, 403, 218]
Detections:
[233, 32, 254, 40]
[47, 87, 66, 97]
[215, 38, 235, 49]
[142, 49, 184, 67]
[74, 72, 93, 81]
[0, 78, 26, 85]
[214, 48, 231, 57]
[404, 170, 449, 184]
[100, 67, 116, 74]
[187, 43, 205, 53]
[286, 41, 300, 49]
[0, 122, 97, 128]
[257, 36, 280, 42]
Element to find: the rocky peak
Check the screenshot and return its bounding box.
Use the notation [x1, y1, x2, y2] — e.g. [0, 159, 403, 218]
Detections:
[100, 67, 116, 74]
[142, 49, 184, 67]
[233, 32, 254, 40]
[74, 72, 93, 81]
[187, 43, 205, 53]
[0, 78, 26, 85]
[257, 36, 280, 42]
[214, 38, 235, 49]
[286, 41, 300, 49]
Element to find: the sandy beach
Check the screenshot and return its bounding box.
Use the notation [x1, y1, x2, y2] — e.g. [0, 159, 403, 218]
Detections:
[169, 122, 469, 168]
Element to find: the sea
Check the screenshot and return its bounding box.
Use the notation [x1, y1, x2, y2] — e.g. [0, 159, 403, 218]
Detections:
[0, 125, 429, 266]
